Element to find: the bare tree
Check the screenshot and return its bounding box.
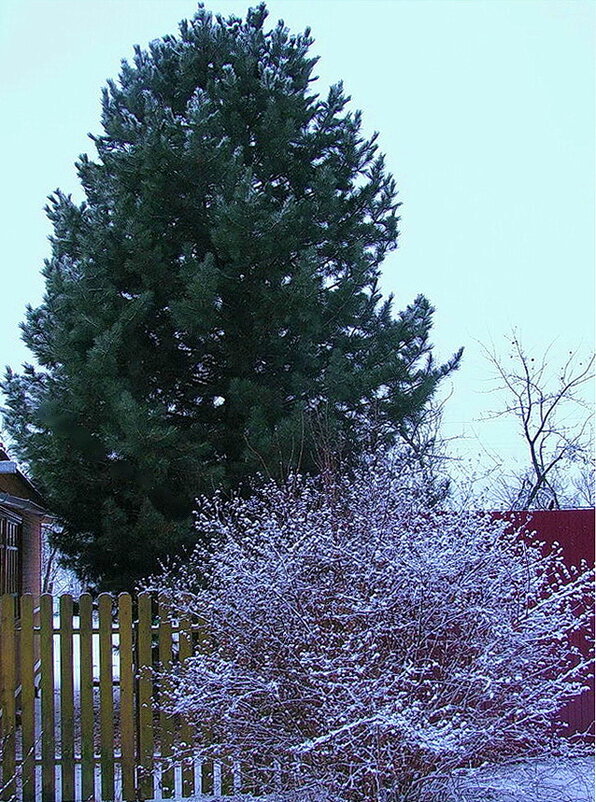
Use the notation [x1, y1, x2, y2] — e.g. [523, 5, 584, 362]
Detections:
[41, 523, 84, 595]
[482, 333, 594, 510]
[395, 391, 456, 504]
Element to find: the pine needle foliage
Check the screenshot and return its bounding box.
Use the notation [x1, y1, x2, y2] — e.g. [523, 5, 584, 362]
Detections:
[2, 5, 460, 590]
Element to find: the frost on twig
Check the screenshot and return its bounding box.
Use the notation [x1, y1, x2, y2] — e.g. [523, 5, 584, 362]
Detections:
[147, 453, 594, 802]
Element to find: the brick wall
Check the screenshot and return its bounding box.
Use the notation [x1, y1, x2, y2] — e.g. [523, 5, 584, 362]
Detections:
[20, 512, 42, 595]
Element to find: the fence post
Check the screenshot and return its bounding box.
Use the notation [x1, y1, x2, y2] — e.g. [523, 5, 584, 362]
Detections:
[59, 594, 75, 802]
[198, 616, 214, 797]
[178, 617, 195, 798]
[20, 594, 36, 802]
[0, 594, 17, 802]
[158, 595, 174, 798]
[98, 593, 115, 801]
[40, 593, 55, 802]
[138, 592, 154, 800]
[119, 593, 136, 800]
[78, 593, 95, 802]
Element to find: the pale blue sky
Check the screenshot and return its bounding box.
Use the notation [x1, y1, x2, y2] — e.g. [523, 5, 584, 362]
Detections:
[0, 0, 594, 466]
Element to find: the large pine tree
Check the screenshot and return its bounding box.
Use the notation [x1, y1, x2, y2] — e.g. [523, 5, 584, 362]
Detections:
[3, 5, 461, 590]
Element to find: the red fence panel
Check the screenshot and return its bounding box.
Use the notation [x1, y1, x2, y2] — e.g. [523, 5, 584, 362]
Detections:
[493, 508, 595, 741]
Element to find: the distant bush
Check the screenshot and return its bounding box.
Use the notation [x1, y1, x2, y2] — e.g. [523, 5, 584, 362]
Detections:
[150, 454, 593, 802]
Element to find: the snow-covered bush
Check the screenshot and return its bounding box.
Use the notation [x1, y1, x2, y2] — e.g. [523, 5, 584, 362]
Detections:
[151, 455, 593, 802]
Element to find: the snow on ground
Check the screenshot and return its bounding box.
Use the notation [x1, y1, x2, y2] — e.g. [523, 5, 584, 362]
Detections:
[443, 756, 595, 802]
[194, 757, 594, 802]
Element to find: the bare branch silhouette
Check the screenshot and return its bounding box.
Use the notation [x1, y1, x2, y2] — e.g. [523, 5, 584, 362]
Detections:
[481, 332, 594, 510]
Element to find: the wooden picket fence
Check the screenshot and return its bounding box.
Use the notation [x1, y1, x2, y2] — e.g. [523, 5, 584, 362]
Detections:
[0, 592, 227, 802]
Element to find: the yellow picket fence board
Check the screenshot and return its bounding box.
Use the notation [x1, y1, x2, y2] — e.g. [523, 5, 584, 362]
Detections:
[20, 594, 36, 802]
[158, 594, 175, 798]
[60, 594, 75, 802]
[78, 593, 95, 802]
[178, 617, 196, 798]
[98, 593, 115, 801]
[138, 591, 155, 800]
[0, 591, 228, 801]
[118, 592, 136, 801]
[198, 615, 214, 797]
[0, 594, 17, 802]
[39, 594, 55, 802]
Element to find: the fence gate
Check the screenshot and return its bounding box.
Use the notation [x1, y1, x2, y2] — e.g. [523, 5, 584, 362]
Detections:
[0, 592, 222, 802]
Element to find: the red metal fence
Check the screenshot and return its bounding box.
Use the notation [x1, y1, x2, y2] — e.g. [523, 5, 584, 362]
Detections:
[496, 509, 595, 741]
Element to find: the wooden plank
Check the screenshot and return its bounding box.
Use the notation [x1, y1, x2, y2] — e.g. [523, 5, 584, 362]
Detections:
[239, 762, 254, 796]
[0, 594, 16, 802]
[178, 617, 195, 797]
[118, 593, 135, 801]
[158, 594, 174, 797]
[221, 758, 234, 796]
[78, 594, 95, 802]
[98, 593, 115, 800]
[198, 617, 214, 797]
[252, 758, 274, 796]
[59, 595, 75, 802]
[201, 757, 215, 797]
[137, 592, 154, 800]
[20, 594, 36, 802]
[40, 593, 55, 802]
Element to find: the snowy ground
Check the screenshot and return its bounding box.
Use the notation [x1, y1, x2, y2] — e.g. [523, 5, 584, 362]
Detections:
[191, 757, 595, 802]
[442, 756, 595, 802]
[15, 755, 594, 801]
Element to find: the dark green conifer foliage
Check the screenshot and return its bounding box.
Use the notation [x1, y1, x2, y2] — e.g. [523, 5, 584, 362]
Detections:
[3, 5, 461, 590]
